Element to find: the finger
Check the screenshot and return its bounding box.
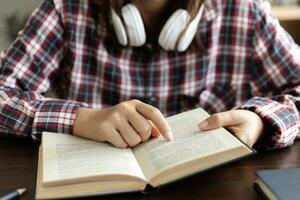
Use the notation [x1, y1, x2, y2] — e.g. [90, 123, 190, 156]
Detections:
[128, 113, 152, 142]
[104, 129, 128, 148]
[118, 121, 142, 147]
[136, 102, 173, 141]
[197, 110, 244, 131]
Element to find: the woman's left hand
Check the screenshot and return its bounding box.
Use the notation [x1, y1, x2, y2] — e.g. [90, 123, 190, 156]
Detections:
[197, 110, 265, 147]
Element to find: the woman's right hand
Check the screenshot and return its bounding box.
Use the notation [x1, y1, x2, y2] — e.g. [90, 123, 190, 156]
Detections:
[73, 99, 173, 148]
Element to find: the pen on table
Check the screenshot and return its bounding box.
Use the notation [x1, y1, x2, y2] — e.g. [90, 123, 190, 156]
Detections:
[0, 188, 26, 200]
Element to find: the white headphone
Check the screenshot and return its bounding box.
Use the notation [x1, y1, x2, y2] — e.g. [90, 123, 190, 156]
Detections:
[110, 3, 205, 52]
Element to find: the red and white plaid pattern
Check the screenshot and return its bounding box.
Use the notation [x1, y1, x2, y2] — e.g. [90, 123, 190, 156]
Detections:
[0, 0, 299, 149]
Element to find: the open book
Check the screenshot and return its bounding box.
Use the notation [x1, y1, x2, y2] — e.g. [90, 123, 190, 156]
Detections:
[36, 107, 255, 199]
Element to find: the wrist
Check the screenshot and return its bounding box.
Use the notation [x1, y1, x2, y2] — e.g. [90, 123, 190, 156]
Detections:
[73, 107, 93, 137]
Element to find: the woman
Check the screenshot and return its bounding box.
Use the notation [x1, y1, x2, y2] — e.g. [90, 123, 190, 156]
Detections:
[0, 0, 299, 149]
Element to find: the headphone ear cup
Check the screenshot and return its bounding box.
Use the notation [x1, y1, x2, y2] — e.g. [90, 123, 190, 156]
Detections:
[111, 8, 128, 46]
[122, 4, 146, 46]
[177, 4, 205, 52]
[158, 9, 190, 51]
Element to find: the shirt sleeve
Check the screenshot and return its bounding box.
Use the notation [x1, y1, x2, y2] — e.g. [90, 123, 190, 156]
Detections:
[0, 0, 85, 141]
[237, 0, 300, 149]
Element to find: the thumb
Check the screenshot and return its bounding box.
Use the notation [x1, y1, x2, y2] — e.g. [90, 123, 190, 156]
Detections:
[197, 111, 241, 131]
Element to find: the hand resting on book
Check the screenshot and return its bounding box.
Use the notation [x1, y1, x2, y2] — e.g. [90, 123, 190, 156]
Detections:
[198, 110, 264, 147]
[73, 99, 173, 148]
[73, 101, 264, 148]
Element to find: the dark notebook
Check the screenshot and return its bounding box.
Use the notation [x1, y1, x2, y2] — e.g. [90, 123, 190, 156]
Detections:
[254, 168, 300, 200]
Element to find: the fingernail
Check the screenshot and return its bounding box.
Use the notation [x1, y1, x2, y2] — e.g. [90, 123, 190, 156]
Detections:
[166, 124, 173, 141]
[198, 120, 208, 130]
[166, 130, 173, 141]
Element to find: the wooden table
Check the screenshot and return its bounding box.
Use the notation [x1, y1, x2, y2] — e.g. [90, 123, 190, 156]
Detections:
[0, 137, 300, 200]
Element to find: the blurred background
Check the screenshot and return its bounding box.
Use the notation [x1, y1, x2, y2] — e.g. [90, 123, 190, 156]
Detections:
[0, 0, 299, 52]
[0, 0, 41, 51]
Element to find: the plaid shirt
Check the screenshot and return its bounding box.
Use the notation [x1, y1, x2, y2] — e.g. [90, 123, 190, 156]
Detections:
[0, 0, 299, 149]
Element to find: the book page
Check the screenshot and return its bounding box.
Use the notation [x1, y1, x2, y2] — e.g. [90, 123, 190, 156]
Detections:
[133, 108, 247, 181]
[42, 132, 146, 185]
[36, 148, 146, 200]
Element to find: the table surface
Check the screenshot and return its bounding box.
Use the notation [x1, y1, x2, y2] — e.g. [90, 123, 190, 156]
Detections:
[0, 137, 299, 200]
